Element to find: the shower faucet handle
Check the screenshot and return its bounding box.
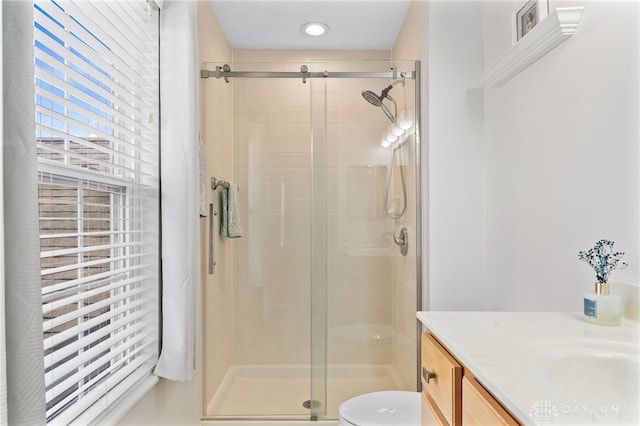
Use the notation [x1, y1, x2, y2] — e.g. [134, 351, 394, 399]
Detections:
[393, 227, 409, 256]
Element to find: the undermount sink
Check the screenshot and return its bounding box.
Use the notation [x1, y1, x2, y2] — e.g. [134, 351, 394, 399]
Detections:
[531, 338, 640, 424]
[547, 354, 639, 405]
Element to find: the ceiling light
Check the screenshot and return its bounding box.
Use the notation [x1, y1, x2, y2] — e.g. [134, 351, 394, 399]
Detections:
[302, 23, 328, 36]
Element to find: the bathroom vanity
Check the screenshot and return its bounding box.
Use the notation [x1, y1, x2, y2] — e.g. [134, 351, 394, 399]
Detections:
[417, 312, 640, 426]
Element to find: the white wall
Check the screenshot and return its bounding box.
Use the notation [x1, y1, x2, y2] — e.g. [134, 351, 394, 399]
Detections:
[427, 0, 639, 312]
[484, 0, 639, 310]
[427, 1, 490, 310]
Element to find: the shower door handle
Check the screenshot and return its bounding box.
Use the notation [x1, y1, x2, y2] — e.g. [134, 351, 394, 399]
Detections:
[208, 203, 216, 274]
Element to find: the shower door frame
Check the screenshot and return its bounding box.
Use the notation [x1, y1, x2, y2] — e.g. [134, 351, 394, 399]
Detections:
[200, 60, 423, 421]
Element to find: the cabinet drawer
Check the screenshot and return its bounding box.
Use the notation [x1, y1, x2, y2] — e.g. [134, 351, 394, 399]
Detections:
[421, 332, 462, 426]
[462, 376, 520, 426]
[422, 392, 448, 426]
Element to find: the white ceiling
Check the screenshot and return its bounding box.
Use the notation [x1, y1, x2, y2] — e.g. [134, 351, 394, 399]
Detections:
[208, 0, 413, 50]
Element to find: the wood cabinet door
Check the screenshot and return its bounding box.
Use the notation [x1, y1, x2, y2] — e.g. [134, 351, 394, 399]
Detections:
[422, 392, 448, 426]
[462, 376, 520, 426]
[421, 333, 462, 426]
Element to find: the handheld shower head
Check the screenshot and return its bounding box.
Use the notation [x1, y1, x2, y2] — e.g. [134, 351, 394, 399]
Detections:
[361, 90, 383, 107]
[362, 89, 397, 124]
[361, 79, 404, 124]
[379, 98, 397, 124]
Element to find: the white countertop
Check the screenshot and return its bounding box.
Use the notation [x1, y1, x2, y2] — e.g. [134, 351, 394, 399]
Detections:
[417, 312, 640, 426]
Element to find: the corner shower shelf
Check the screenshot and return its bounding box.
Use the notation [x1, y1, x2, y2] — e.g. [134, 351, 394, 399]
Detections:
[484, 7, 584, 87]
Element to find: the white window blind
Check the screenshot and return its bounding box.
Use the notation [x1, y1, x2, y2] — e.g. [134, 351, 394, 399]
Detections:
[33, 1, 160, 424]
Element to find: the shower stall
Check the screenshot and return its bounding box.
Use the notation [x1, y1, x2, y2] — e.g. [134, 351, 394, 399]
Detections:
[200, 58, 421, 421]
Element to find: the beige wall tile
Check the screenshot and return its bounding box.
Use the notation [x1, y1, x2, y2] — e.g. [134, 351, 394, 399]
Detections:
[391, 0, 424, 391]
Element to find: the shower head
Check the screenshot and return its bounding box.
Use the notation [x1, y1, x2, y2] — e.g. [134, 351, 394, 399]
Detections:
[362, 88, 397, 124]
[362, 90, 383, 107]
[361, 79, 403, 124]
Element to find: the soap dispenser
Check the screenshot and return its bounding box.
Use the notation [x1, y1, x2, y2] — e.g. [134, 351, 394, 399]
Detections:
[583, 282, 621, 326]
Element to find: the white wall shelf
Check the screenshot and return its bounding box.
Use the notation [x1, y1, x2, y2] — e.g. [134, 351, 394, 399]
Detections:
[484, 7, 584, 87]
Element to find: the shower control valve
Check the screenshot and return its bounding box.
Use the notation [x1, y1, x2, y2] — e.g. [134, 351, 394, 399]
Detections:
[393, 227, 409, 256]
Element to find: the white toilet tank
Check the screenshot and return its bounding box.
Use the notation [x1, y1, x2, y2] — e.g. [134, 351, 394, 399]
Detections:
[338, 390, 421, 426]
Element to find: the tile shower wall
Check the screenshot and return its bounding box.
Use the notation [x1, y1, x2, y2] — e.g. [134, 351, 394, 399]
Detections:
[391, 0, 425, 390]
[325, 75, 393, 365]
[232, 71, 313, 365]
[199, 1, 234, 409]
[231, 50, 395, 366]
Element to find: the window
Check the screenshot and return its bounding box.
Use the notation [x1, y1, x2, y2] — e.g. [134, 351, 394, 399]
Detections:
[33, 1, 160, 423]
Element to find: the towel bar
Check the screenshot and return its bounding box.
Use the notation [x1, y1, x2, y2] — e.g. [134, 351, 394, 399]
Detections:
[211, 176, 230, 190]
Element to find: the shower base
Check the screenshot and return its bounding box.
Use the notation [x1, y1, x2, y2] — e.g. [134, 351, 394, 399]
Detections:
[205, 364, 403, 420]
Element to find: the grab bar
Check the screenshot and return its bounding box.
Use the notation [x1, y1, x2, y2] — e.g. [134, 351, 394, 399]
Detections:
[208, 203, 216, 274]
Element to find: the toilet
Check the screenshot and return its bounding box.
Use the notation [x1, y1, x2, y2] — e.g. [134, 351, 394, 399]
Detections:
[338, 391, 421, 426]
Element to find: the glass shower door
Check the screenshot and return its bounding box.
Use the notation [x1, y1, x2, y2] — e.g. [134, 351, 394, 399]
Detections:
[308, 60, 421, 421]
[203, 62, 318, 419]
[310, 76, 328, 421]
[201, 59, 420, 421]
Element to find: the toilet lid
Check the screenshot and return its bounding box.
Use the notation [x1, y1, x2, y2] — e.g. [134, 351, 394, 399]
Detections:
[339, 391, 421, 426]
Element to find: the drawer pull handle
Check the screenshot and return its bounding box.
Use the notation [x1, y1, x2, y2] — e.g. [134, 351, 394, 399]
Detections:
[422, 367, 436, 383]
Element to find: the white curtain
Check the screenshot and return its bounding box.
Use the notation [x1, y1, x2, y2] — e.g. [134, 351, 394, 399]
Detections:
[154, 0, 200, 381]
[0, 2, 7, 423]
[2, 0, 47, 423]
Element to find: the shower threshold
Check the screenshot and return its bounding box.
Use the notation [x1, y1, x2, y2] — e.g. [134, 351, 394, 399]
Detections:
[205, 364, 402, 420]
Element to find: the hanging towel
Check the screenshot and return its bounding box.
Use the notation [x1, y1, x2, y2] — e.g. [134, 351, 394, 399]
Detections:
[220, 183, 242, 238]
[199, 141, 207, 217]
